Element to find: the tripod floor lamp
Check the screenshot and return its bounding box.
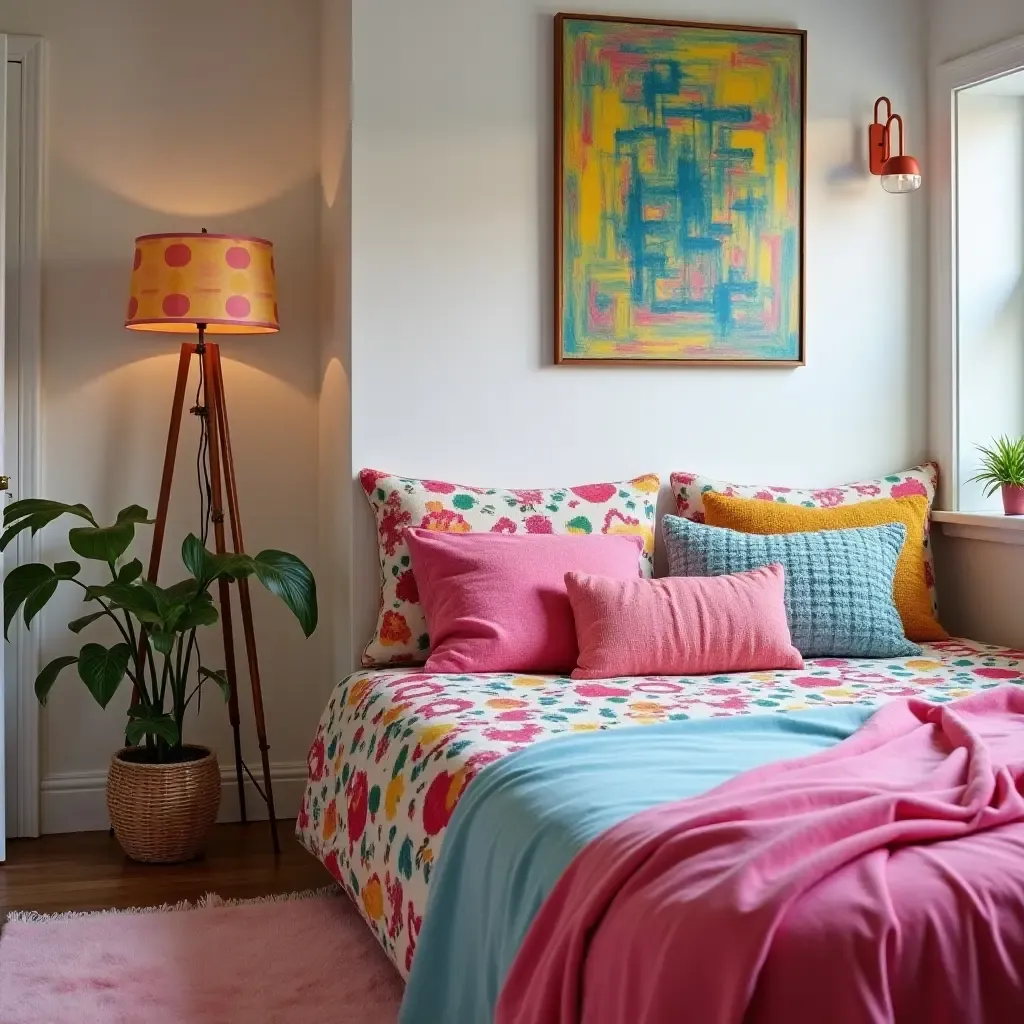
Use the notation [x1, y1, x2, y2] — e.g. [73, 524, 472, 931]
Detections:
[125, 230, 281, 852]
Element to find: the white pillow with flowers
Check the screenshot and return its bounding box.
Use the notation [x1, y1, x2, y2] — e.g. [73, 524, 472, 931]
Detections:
[670, 462, 940, 613]
[358, 469, 659, 667]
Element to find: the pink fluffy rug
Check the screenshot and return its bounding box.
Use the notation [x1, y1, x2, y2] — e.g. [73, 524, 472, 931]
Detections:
[0, 889, 404, 1023]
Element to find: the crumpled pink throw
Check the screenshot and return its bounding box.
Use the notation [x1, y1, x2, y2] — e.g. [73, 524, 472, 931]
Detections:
[496, 687, 1024, 1024]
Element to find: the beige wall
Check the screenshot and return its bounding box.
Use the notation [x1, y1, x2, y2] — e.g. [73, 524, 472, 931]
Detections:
[0, 0, 325, 829]
[929, 0, 1024, 647]
[319, 0, 353, 684]
[933, 533, 1024, 646]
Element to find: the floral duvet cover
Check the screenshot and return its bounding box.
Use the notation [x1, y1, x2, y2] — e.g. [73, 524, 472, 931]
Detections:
[296, 639, 1024, 977]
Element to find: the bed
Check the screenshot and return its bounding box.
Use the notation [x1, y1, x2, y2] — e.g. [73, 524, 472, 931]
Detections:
[295, 637, 1024, 982]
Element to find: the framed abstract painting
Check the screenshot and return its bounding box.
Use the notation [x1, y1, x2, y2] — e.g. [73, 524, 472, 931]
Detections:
[555, 13, 806, 367]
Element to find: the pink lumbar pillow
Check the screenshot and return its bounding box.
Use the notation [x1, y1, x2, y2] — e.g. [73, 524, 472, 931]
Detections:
[564, 564, 803, 679]
[404, 530, 644, 674]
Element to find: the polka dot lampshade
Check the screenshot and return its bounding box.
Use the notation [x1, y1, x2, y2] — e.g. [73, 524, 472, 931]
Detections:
[125, 233, 279, 334]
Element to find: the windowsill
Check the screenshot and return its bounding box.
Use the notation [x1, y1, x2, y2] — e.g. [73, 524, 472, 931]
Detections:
[932, 509, 1024, 545]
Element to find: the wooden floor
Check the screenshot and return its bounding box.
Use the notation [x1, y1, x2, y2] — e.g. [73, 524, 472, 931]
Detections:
[0, 820, 332, 916]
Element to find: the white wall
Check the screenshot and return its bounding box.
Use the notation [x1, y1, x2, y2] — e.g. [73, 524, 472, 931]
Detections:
[349, 0, 929, 657]
[929, 0, 1024, 65]
[0, 0, 325, 831]
[929, 0, 1024, 645]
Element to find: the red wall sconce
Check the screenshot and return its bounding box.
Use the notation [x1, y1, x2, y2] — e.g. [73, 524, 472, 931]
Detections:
[869, 97, 922, 193]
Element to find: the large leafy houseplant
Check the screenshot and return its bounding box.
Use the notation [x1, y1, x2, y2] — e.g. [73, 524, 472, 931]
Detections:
[1, 498, 317, 761]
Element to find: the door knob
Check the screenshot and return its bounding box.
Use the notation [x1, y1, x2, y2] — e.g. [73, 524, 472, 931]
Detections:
[0, 476, 10, 490]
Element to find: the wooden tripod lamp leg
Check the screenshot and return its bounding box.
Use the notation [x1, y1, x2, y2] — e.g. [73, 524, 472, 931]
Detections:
[148, 343, 195, 582]
[117, 343, 196, 832]
[201, 344, 248, 827]
[210, 346, 280, 854]
[133, 342, 194, 707]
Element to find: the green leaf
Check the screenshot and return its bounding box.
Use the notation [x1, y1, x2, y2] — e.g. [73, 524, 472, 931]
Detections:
[115, 505, 154, 525]
[125, 712, 179, 748]
[68, 610, 106, 634]
[149, 630, 175, 656]
[175, 599, 219, 631]
[137, 578, 183, 612]
[3, 498, 95, 527]
[209, 553, 255, 580]
[250, 550, 318, 637]
[182, 534, 254, 584]
[160, 578, 203, 608]
[85, 583, 163, 625]
[23, 577, 57, 630]
[199, 666, 232, 702]
[117, 558, 144, 584]
[53, 561, 81, 580]
[4, 563, 56, 639]
[168, 576, 201, 598]
[1, 501, 96, 552]
[1, 509, 71, 552]
[133, 579, 213, 632]
[181, 534, 213, 581]
[77, 642, 131, 708]
[69, 520, 135, 563]
[34, 655, 78, 705]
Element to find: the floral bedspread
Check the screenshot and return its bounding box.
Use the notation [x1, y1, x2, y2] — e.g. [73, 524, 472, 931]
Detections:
[295, 639, 1024, 978]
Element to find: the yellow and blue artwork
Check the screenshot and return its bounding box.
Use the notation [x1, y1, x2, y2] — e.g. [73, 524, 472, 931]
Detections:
[556, 15, 805, 365]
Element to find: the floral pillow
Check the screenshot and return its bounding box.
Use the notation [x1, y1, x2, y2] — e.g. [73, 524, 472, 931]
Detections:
[359, 470, 660, 667]
[670, 463, 940, 613]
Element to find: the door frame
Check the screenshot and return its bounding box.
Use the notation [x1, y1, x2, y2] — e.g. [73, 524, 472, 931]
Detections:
[6, 34, 44, 838]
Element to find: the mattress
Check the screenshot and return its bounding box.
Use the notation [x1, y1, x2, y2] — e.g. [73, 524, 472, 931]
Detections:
[295, 638, 1024, 977]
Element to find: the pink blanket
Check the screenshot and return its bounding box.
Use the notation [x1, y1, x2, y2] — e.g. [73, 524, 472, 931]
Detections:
[496, 688, 1024, 1024]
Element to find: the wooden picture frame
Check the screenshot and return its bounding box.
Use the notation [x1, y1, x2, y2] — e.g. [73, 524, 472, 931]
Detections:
[554, 13, 807, 367]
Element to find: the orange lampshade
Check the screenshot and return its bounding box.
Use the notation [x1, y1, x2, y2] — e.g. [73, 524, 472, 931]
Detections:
[125, 232, 279, 334]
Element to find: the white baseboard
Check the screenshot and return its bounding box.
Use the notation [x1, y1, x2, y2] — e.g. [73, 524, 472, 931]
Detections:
[40, 761, 309, 835]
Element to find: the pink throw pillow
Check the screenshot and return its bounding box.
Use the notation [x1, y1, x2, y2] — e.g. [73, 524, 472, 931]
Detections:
[405, 530, 644, 674]
[564, 564, 803, 679]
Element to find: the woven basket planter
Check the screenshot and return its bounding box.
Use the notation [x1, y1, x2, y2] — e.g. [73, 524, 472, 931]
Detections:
[107, 745, 221, 864]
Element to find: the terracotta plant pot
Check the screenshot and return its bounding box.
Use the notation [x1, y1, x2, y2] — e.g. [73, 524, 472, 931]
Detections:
[107, 745, 221, 864]
[1002, 484, 1024, 516]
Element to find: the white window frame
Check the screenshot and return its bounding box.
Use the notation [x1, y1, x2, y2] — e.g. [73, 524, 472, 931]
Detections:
[930, 32, 1024, 546]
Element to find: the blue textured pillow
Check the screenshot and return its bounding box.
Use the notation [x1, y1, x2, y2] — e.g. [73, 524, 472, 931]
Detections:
[661, 515, 921, 659]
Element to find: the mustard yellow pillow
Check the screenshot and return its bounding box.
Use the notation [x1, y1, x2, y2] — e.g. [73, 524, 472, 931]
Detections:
[702, 493, 946, 643]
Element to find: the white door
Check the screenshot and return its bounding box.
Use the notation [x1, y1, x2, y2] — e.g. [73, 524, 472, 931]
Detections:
[0, 33, 10, 862]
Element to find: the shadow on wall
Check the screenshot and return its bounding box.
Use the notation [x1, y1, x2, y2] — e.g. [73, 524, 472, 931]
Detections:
[45, 177, 321, 396]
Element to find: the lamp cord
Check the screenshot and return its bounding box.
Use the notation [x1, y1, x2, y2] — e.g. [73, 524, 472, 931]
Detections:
[195, 353, 213, 545]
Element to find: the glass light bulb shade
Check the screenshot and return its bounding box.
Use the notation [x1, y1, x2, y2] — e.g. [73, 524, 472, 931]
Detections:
[881, 172, 922, 193]
[879, 153, 921, 194]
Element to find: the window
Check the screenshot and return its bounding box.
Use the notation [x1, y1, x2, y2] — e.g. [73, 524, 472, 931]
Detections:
[931, 34, 1024, 528]
[955, 74, 1024, 512]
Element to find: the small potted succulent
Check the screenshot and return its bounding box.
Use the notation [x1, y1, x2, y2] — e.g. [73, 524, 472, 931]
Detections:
[968, 435, 1024, 515]
[2, 498, 317, 862]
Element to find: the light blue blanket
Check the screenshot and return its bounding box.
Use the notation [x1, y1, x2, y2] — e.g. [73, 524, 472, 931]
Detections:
[399, 706, 876, 1023]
